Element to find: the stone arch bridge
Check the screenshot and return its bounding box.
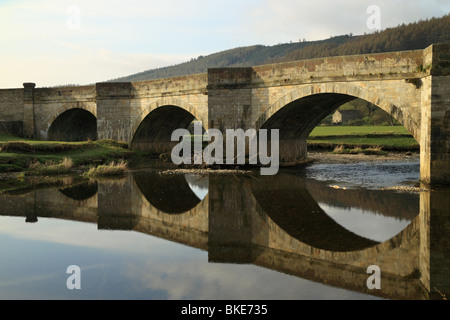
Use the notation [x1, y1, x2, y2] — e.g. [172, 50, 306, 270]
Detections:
[0, 44, 449, 185]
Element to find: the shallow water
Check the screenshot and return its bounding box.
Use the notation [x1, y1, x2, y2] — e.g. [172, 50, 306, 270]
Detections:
[302, 158, 421, 189]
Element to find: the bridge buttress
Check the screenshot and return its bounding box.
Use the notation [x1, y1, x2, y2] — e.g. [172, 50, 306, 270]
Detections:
[22, 82, 36, 138]
[96, 82, 133, 144]
[420, 44, 450, 186]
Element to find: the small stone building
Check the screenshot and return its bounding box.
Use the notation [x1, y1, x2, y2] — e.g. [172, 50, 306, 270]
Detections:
[332, 110, 362, 125]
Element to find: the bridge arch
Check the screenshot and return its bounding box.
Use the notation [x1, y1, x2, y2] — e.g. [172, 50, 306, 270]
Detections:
[130, 97, 205, 154]
[253, 83, 420, 163]
[48, 107, 97, 141]
[254, 83, 420, 142]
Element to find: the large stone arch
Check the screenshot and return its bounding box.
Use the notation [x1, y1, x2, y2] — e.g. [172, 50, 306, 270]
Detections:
[46, 104, 97, 132]
[131, 97, 205, 143]
[254, 83, 420, 142]
[47, 106, 97, 141]
[130, 97, 205, 154]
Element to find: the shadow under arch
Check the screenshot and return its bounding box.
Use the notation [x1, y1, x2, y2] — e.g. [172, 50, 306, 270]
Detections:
[260, 93, 354, 137]
[251, 173, 380, 252]
[133, 171, 207, 214]
[48, 108, 97, 141]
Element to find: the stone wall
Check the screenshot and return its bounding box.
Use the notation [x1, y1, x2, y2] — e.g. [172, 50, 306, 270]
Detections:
[0, 88, 23, 122]
[0, 88, 24, 136]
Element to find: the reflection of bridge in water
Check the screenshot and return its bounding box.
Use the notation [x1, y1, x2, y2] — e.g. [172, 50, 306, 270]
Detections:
[0, 172, 447, 300]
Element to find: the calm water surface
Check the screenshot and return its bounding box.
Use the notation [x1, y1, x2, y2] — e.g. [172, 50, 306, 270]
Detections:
[0, 157, 447, 300]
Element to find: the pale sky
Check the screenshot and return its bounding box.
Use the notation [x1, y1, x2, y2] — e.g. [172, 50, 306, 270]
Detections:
[0, 0, 448, 88]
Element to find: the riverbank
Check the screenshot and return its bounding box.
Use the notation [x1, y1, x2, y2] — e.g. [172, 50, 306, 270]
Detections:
[0, 133, 419, 176]
[0, 129, 421, 194]
[0, 134, 142, 173]
[0, 150, 422, 194]
[0, 134, 142, 193]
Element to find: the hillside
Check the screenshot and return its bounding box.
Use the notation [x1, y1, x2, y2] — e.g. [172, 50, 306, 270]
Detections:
[109, 38, 348, 82]
[110, 14, 450, 82]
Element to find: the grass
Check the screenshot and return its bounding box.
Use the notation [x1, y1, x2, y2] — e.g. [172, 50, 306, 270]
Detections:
[308, 126, 411, 137]
[85, 160, 128, 177]
[307, 126, 419, 151]
[27, 156, 74, 175]
[0, 134, 133, 173]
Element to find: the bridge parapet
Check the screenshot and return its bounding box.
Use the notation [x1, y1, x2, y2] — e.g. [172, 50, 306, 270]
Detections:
[132, 73, 208, 98]
[252, 48, 427, 87]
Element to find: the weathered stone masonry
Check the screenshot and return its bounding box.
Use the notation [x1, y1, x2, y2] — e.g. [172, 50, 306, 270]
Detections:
[0, 44, 448, 185]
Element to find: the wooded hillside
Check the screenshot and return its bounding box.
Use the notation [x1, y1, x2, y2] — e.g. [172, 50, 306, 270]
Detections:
[110, 14, 449, 82]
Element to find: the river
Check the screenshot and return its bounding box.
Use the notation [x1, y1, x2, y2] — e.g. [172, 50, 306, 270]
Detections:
[0, 155, 448, 300]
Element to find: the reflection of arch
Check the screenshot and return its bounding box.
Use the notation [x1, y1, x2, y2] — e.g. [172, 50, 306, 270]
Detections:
[251, 173, 379, 252]
[130, 100, 203, 153]
[58, 181, 98, 201]
[133, 171, 206, 214]
[254, 84, 419, 142]
[304, 179, 419, 221]
[184, 174, 209, 200]
[48, 108, 97, 141]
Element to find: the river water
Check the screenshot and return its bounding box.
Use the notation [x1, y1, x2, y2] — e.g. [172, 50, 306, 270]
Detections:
[0, 156, 448, 300]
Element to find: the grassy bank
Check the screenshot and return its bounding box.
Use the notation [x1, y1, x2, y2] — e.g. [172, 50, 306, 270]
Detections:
[308, 125, 412, 136]
[84, 160, 128, 177]
[307, 126, 419, 152]
[0, 134, 134, 174]
[0, 125, 418, 174]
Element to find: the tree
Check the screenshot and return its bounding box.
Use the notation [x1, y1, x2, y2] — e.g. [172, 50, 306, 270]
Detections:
[348, 99, 378, 118]
[385, 113, 399, 126]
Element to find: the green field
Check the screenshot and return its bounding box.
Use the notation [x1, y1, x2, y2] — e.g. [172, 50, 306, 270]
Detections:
[308, 126, 411, 137]
[307, 126, 419, 151]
